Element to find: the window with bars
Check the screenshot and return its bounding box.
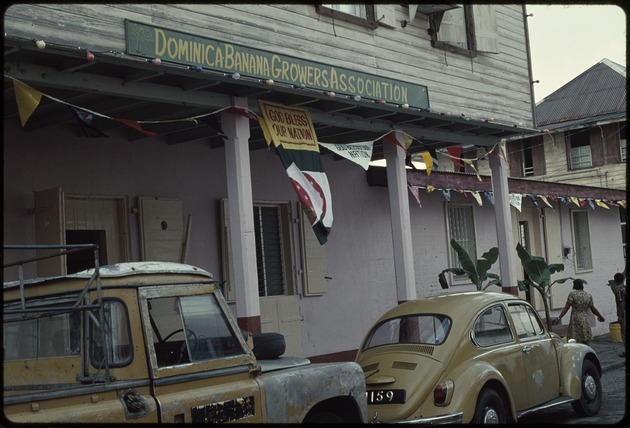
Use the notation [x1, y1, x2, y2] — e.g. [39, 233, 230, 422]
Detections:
[446, 205, 477, 282]
[254, 205, 287, 296]
[571, 210, 593, 272]
[569, 130, 592, 169]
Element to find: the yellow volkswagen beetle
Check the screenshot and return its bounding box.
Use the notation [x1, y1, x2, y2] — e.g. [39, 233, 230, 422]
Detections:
[356, 291, 602, 424]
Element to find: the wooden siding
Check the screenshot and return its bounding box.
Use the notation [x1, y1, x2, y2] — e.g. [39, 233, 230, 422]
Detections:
[4, 3, 533, 127]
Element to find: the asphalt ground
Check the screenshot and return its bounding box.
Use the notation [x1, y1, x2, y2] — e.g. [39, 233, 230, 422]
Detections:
[588, 333, 626, 373]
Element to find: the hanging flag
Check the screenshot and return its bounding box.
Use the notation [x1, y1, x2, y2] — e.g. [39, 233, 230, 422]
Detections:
[419, 151, 434, 175]
[484, 191, 494, 206]
[71, 108, 109, 138]
[446, 146, 463, 169]
[114, 118, 157, 137]
[259, 100, 332, 244]
[318, 141, 373, 170]
[619, 201, 626, 209]
[463, 159, 482, 181]
[526, 194, 539, 208]
[471, 191, 483, 206]
[499, 140, 508, 161]
[13, 80, 43, 127]
[595, 199, 610, 209]
[509, 193, 522, 212]
[442, 189, 451, 202]
[539, 195, 553, 208]
[384, 130, 412, 152]
[588, 199, 595, 210]
[407, 184, 422, 208]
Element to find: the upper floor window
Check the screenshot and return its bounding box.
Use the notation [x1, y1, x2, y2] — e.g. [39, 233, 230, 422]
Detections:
[569, 130, 592, 170]
[522, 140, 535, 177]
[317, 4, 377, 29]
[428, 4, 498, 57]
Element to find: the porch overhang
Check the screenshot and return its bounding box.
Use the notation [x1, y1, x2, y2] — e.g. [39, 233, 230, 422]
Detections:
[4, 35, 538, 160]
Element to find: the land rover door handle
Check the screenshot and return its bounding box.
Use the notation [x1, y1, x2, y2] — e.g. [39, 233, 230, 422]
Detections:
[522, 345, 532, 354]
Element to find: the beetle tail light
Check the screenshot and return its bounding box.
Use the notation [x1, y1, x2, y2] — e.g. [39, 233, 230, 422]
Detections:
[434, 380, 454, 406]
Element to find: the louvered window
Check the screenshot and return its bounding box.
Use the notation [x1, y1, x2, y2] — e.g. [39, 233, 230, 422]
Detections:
[254, 206, 286, 296]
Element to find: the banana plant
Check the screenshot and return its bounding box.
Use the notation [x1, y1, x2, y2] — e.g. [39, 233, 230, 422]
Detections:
[515, 242, 575, 329]
[438, 239, 502, 290]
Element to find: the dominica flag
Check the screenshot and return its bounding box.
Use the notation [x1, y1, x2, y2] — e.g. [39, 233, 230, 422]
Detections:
[258, 100, 333, 245]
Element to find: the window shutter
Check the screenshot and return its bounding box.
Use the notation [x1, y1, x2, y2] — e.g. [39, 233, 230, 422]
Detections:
[507, 142, 522, 177]
[300, 207, 327, 296]
[439, 7, 467, 48]
[473, 4, 499, 53]
[590, 128, 605, 166]
[532, 138, 546, 175]
[139, 196, 184, 262]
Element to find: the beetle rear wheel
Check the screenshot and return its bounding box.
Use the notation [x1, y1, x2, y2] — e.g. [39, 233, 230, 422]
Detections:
[571, 359, 602, 416]
[473, 388, 506, 424]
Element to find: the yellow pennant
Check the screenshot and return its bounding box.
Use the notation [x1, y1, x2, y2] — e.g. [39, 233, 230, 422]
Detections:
[539, 195, 554, 208]
[595, 199, 610, 209]
[463, 159, 482, 181]
[619, 201, 627, 209]
[471, 191, 483, 206]
[13, 80, 43, 127]
[569, 196, 580, 207]
[420, 151, 433, 175]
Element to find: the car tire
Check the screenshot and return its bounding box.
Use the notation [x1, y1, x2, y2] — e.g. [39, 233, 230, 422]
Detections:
[473, 388, 506, 424]
[571, 359, 602, 416]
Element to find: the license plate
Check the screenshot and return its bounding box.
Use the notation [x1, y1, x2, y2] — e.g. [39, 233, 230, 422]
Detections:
[366, 389, 406, 404]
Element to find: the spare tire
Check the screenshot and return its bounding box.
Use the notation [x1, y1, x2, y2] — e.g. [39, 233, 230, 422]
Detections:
[241, 331, 286, 359]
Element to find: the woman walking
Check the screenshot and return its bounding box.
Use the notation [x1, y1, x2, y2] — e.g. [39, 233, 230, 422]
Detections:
[552, 278, 605, 344]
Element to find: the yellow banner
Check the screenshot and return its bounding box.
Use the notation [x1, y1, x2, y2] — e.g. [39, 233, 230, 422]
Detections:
[258, 100, 319, 152]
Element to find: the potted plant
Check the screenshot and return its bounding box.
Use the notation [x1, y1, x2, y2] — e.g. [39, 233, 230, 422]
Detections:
[515, 242, 575, 330]
[438, 239, 502, 290]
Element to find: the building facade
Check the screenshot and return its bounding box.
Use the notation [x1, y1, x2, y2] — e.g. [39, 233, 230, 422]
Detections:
[4, 4, 622, 360]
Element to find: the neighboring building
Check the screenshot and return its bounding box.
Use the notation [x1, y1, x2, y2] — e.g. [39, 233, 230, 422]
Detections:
[506, 58, 627, 333]
[2, 4, 623, 363]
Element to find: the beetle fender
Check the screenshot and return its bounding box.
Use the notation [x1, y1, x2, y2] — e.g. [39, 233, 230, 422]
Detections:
[255, 361, 367, 423]
[428, 360, 515, 423]
[557, 344, 602, 398]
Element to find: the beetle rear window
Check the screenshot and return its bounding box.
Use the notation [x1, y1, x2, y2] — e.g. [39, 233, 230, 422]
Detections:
[362, 314, 452, 350]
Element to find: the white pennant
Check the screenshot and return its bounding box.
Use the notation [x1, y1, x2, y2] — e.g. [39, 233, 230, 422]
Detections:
[318, 141, 374, 170]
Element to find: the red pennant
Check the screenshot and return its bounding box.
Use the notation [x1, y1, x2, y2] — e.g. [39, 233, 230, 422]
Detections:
[114, 118, 157, 137]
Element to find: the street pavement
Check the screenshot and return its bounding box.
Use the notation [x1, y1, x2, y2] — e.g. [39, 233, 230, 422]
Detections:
[589, 332, 626, 373]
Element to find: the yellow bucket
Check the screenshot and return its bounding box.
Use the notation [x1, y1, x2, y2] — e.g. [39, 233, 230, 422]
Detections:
[610, 322, 622, 343]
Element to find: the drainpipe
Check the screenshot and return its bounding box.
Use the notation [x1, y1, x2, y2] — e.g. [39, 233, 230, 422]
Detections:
[523, 5, 537, 126]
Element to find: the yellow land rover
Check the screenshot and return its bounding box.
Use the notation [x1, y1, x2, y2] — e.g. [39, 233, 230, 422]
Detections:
[3, 245, 367, 424]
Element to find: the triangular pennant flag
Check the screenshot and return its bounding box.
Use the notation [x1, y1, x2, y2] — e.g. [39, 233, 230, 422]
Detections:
[318, 141, 373, 170]
[596, 199, 610, 209]
[225, 106, 258, 120]
[407, 184, 422, 208]
[13, 80, 43, 127]
[509, 193, 522, 212]
[71, 107, 109, 138]
[588, 199, 595, 210]
[114, 118, 158, 137]
[568, 196, 580, 207]
[384, 130, 412, 152]
[442, 189, 451, 202]
[619, 201, 626, 209]
[526, 194, 539, 208]
[539, 195, 553, 208]
[559, 196, 570, 205]
[446, 146, 463, 169]
[484, 191, 494, 206]
[420, 151, 434, 175]
[471, 191, 483, 206]
[499, 140, 507, 161]
[463, 159, 482, 181]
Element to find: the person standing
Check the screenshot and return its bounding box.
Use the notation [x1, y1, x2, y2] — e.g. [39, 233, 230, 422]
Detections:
[613, 272, 626, 357]
[553, 278, 605, 345]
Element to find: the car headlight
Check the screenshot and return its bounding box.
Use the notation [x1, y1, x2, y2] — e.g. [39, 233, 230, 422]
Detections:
[434, 380, 454, 406]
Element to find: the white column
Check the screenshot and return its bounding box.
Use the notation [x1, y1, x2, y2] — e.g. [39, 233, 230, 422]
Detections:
[383, 140, 416, 302]
[489, 144, 518, 295]
[221, 97, 261, 326]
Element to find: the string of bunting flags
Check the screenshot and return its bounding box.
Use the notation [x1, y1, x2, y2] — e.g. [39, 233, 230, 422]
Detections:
[8, 75, 626, 225]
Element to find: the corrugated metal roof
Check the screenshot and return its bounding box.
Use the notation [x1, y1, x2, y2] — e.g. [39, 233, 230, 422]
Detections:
[535, 59, 626, 129]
